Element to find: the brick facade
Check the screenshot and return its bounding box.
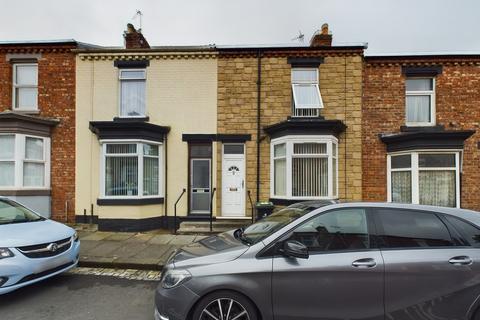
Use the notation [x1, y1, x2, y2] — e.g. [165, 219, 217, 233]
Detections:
[363, 56, 480, 210]
[217, 48, 364, 215]
[0, 43, 77, 222]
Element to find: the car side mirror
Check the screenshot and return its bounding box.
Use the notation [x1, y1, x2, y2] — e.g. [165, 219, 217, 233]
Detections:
[281, 240, 309, 259]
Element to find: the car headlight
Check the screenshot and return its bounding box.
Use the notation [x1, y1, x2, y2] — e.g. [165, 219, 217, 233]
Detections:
[0, 248, 14, 259]
[72, 232, 79, 242]
[161, 269, 191, 289]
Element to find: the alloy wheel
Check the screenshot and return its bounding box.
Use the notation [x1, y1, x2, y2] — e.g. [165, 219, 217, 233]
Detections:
[200, 298, 250, 320]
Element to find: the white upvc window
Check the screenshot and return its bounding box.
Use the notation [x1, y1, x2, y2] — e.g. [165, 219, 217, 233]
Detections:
[405, 78, 435, 126]
[271, 136, 338, 200]
[291, 68, 324, 117]
[387, 151, 461, 208]
[13, 63, 38, 110]
[119, 69, 146, 118]
[100, 140, 163, 199]
[0, 134, 50, 189]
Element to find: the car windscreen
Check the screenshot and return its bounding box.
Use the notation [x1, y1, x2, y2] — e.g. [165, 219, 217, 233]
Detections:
[242, 203, 319, 244]
[0, 199, 43, 225]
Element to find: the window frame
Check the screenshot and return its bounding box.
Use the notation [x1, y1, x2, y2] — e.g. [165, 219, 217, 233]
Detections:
[0, 133, 50, 190]
[270, 135, 338, 200]
[118, 68, 147, 118]
[12, 63, 39, 111]
[291, 67, 324, 117]
[405, 77, 436, 127]
[99, 139, 163, 200]
[387, 150, 461, 208]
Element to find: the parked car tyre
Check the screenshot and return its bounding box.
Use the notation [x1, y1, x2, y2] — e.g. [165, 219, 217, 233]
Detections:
[191, 290, 258, 320]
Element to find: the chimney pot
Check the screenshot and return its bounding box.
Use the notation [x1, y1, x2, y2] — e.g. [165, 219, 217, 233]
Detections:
[310, 23, 333, 47]
[124, 23, 150, 49]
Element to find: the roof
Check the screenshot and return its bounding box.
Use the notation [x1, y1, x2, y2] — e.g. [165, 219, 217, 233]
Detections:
[366, 50, 480, 60]
[0, 39, 100, 49]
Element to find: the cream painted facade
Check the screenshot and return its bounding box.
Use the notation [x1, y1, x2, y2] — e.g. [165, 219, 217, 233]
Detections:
[75, 51, 218, 228]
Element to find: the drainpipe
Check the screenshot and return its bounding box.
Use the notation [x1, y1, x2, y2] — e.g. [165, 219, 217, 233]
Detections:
[164, 135, 168, 228]
[256, 49, 263, 203]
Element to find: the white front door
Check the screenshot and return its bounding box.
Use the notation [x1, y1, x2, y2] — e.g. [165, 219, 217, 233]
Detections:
[222, 144, 245, 217]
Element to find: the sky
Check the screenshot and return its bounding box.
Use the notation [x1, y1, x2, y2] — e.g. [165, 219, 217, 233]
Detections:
[1, 0, 479, 54]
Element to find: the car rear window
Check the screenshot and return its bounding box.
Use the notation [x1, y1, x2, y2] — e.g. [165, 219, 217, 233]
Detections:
[375, 208, 455, 248]
[445, 215, 480, 247]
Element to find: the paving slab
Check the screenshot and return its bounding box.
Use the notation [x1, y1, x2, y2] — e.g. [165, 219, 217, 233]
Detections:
[148, 234, 175, 245]
[104, 233, 135, 241]
[169, 235, 196, 245]
[81, 231, 115, 241]
[132, 244, 173, 261]
[125, 233, 156, 243]
[85, 240, 124, 257]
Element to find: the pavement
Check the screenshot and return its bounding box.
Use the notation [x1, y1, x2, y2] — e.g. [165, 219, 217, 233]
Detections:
[75, 224, 206, 270]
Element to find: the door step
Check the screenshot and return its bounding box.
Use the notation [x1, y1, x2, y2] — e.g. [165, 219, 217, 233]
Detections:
[177, 220, 252, 235]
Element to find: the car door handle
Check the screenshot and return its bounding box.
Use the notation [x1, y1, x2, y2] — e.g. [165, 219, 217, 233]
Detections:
[352, 258, 376, 268]
[449, 256, 473, 266]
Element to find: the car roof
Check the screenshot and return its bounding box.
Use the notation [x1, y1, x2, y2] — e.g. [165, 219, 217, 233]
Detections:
[298, 201, 480, 227]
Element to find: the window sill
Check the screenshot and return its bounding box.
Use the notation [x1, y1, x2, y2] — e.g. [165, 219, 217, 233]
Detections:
[270, 197, 337, 206]
[11, 109, 40, 115]
[113, 116, 149, 122]
[97, 197, 164, 206]
[0, 189, 51, 196]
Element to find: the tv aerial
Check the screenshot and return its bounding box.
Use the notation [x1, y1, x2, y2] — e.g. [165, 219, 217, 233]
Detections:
[292, 30, 305, 43]
[132, 10, 143, 31]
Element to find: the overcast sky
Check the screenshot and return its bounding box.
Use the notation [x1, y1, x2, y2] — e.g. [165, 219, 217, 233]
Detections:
[1, 0, 478, 54]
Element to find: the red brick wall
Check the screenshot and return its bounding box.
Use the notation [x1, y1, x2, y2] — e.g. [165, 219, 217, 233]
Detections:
[363, 58, 480, 210]
[0, 45, 76, 222]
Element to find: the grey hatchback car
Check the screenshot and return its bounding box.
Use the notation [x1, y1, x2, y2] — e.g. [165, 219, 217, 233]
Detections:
[155, 201, 480, 320]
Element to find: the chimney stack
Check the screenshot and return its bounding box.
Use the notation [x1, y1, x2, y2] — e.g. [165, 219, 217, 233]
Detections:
[310, 23, 332, 47]
[124, 23, 150, 49]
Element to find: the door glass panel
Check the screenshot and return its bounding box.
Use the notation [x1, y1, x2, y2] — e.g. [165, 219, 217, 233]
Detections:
[287, 208, 370, 252]
[224, 144, 244, 154]
[376, 208, 455, 248]
[192, 160, 210, 189]
[190, 145, 211, 158]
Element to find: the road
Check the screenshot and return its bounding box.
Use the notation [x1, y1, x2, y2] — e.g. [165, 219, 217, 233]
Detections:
[0, 271, 159, 320]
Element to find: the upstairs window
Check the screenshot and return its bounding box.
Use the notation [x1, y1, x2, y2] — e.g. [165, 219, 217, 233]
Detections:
[406, 78, 435, 126]
[13, 64, 38, 111]
[291, 68, 323, 117]
[119, 69, 146, 117]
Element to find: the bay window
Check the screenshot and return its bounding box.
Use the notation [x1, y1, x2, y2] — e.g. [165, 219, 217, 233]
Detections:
[388, 152, 460, 208]
[119, 69, 146, 117]
[271, 136, 338, 200]
[13, 63, 38, 110]
[406, 78, 435, 126]
[101, 141, 162, 199]
[291, 68, 323, 117]
[0, 134, 50, 189]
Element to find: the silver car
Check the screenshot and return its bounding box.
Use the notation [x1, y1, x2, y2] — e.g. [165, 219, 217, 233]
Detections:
[155, 201, 480, 320]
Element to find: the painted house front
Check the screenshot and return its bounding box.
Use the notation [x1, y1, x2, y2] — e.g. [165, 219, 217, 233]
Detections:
[363, 54, 479, 210]
[75, 25, 218, 231]
[215, 24, 365, 218]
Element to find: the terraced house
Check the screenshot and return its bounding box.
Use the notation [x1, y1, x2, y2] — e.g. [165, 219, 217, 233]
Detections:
[0, 40, 95, 221]
[363, 53, 480, 210]
[75, 25, 219, 231]
[215, 24, 365, 218]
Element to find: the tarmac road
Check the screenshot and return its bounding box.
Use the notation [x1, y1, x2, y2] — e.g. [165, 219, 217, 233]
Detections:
[0, 271, 159, 320]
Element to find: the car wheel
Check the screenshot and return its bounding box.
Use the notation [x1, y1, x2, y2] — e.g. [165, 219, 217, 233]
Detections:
[191, 290, 258, 320]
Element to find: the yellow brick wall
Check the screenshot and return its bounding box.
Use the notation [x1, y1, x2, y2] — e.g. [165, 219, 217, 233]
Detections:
[217, 51, 363, 215]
